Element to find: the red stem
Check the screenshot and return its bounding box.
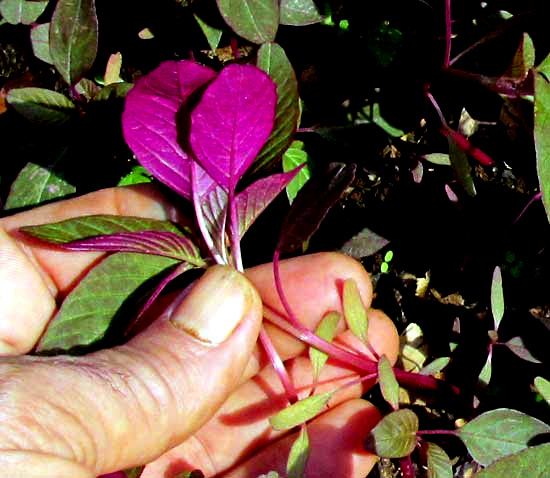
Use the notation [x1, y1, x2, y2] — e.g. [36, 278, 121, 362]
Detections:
[444, 0, 452, 68]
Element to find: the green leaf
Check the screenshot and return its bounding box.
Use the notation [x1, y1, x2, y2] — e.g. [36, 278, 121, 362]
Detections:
[287, 425, 310, 478]
[118, 165, 153, 186]
[534, 376, 550, 405]
[378, 355, 399, 410]
[36, 252, 180, 354]
[504, 336, 542, 363]
[253, 42, 300, 174]
[522, 33, 535, 73]
[535, 52, 550, 222]
[194, 13, 223, 51]
[31, 23, 54, 64]
[419, 357, 451, 376]
[370, 103, 405, 137]
[456, 408, 550, 466]
[309, 311, 341, 382]
[478, 353, 492, 387]
[474, 443, 550, 477]
[343, 278, 368, 344]
[448, 132, 476, 197]
[50, 0, 98, 85]
[93, 82, 133, 102]
[280, 0, 322, 26]
[364, 409, 419, 458]
[6, 87, 76, 125]
[426, 442, 453, 478]
[0, 0, 48, 25]
[282, 140, 312, 203]
[75, 78, 100, 100]
[104, 52, 123, 85]
[490, 266, 504, 330]
[122, 466, 145, 477]
[216, 0, 278, 44]
[20, 214, 183, 243]
[269, 391, 333, 431]
[4, 160, 75, 210]
[423, 153, 451, 166]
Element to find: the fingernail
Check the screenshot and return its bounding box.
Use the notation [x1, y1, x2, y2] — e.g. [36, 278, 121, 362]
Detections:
[170, 265, 254, 344]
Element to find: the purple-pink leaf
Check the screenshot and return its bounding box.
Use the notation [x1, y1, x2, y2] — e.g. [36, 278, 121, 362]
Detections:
[236, 166, 303, 238]
[122, 60, 217, 199]
[190, 63, 277, 192]
[62, 231, 206, 266]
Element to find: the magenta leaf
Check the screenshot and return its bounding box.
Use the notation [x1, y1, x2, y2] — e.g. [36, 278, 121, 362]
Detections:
[61, 231, 206, 266]
[122, 60, 217, 199]
[190, 63, 277, 192]
[236, 166, 303, 238]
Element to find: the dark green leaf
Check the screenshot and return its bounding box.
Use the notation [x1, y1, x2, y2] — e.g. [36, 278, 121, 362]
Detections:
[456, 408, 550, 466]
[535, 52, 550, 222]
[31, 23, 53, 64]
[93, 82, 133, 102]
[4, 161, 75, 210]
[75, 78, 100, 100]
[50, 0, 98, 85]
[504, 336, 542, 363]
[216, 0, 278, 44]
[7, 87, 76, 125]
[36, 252, 180, 354]
[491, 266, 504, 330]
[474, 443, 550, 477]
[287, 425, 309, 478]
[253, 42, 300, 175]
[280, 0, 322, 26]
[269, 391, 333, 431]
[534, 376, 550, 405]
[426, 442, 453, 478]
[364, 409, 419, 458]
[309, 311, 340, 382]
[343, 278, 368, 344]
[0, 0, 48, 25]
[448, 133, 476, 197]
[20, 215, 183, 244]
[276, 163, 356, 254]
[378, 355, 399, 410]
[282, 140, 311, 204]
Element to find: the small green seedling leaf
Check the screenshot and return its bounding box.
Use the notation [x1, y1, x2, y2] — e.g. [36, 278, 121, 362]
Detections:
[504, 336, 542, 363]
[4, 160, 75, 210]
[7, 87, 76, 124]
[491, 266, 504, 330]
[283, 140, 312, 204]
[309, 311, 341, 382]
[534, 376, 550, 405]
[378, 355, 399, 410]
[31, 23, 54, 64]
[118, 165, 153, 186]
[426, 442, 453, 478]
[104, 52, 123, 85]
[419, 357, 451, 376]
[478, 353, 492, 387]
[36, 252, 180, 354]
[474, 443, 550, 477]
[423, 153, 451, 166]
[194, 13, 223, 51]
[50, 0, 98, 85]
[364, 409, 419, 458]
[216, 0, 279, 44]
[269, 391, 334, 431]
[535, 52, 550, 222]
[280, 0, 322, 26]
[254, 42, 300, 175]
[287, 425, 310, 478]
[20, 215, 183, 243]
[0, 0, 48, 25]
[343, 278, 368, 344]
[456, 408, 550, 466]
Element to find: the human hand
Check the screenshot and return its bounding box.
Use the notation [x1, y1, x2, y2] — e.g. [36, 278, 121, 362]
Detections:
[0, 185, 399, 478]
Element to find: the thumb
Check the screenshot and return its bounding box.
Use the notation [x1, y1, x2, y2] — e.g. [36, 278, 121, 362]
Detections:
[0, 265, 262, 477]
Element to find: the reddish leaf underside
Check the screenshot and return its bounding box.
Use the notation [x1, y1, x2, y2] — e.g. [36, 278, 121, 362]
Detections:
[122, 60, 217, 199]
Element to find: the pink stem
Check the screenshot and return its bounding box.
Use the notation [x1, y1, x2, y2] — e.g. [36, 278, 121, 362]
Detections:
[444, 0, 452, 68]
